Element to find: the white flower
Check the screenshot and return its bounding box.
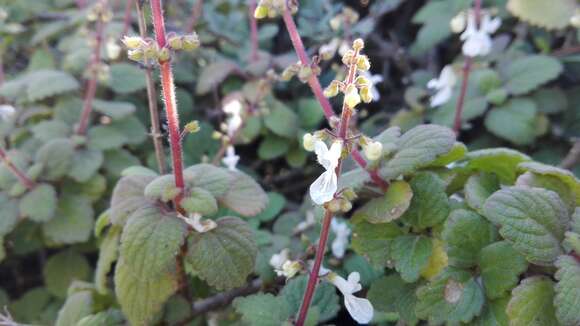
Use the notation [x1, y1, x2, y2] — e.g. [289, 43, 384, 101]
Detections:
[309, 140, 342, 205]
[0, 105, 15, 121]
[326, 271, 374, 324]
[331, 219, 351, 259]
[359, 70, 383, 101]
[427, 65, 457, 107]
[223, 99, 243, 136]
[222, 145, 239, 171]
[269, 249, 290, 270]
[179, 213, 217, 233]
[302, 133, 316, 152]
[459, 11, 501, 57]
[278, 260, 301, 279]
[294, 210, 316, 233]
[363, 141, 383, 161]
[106, 39, 121, 60]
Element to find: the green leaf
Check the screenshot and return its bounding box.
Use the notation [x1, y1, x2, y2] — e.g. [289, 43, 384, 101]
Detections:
[195, 60, 239, 95]
[95, 226, 120, 294]
[353, 180, 413, 224]
[55, 290, 93, 326]
[401, 172, 450, 229]
[92, 99, 135, 120]
[351, 216, 403, 267]
[280, 275, 340, 322]
[258, 135, 290, 160]
[390, 235, 432, 283]
[380, 124, 456, 179]
[184, 163, 231, 197]
[442, 209, 497, 268]
[119, 207, 188, 281]
[43, 250, 91, 298]
[182, 187, 218, 216]
[264, 99, 299, 138]
[233, 294, 291, 326]
[554, 255, 580, 326]
[507, 0, 577, 30]
[31, 120, 71, 140]
[253, 192, 286, 222]
[187, 217, 257, 290]
[19, 184, 57, 222]
[106, 63, 147, 94]
[0, 70, 81, 102]
[220, 170, 268, 217]
[507, 276, 558, 326]
[503, 55, 563, 95]
[484, 99, 538, 145]
[87, 125, 129, 150]
[103, 149, 141, 177]
[9, 287, 51, 323]
[343, 254, 382, 287]
[0, 193, 18, 236]
[68, 148, 104, 183]
[480, 241, 528, 299]
[43, 195, 94, 244]
[368, 275, 418, 324]
[76, 309, 124, 326]
[483, 186, 569, 265]
[296, 98, 325, 128]
[429, 142, 468, 167]
[35, 138, 75, 180]
[466, 148, 532, 184]
[465, 173, 500, 212]
[519, 161, 580, 205]
[416, 269, 485, 325]
[476, 297, 509, 326]
[110, 175, 155, 225]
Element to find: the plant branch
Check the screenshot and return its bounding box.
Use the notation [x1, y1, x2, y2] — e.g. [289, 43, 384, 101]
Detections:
[122, 0, 132, 36]
[248, 0, 259, 62]
[0, 148, 34, 190]
[185, 0, 204, 34]
[560, 140, 580, 170]
[135, 0, 167, 174]
[76, 0, 108, 135]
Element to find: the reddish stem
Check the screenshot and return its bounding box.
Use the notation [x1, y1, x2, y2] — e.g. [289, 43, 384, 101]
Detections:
[76, 0, 86, 9]
[122, 0, 132, 36]
[0, 148, 34, 190]
[186, 0, 204, 33]
[351, 150, 389, 191]
[295, 46, 361, 326]
[452, 0, 481, 135]
[248, 0, 259, 62]
[76, 1, 108, 135]
[150, 0, 185, 206]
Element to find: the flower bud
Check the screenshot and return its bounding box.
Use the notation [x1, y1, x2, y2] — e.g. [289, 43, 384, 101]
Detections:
[182, 33, 200, 51]
[281, 66, 297, 81]
[352, 38, 364, 51]
[323, 80, 340, 98]
[184, 120, 201, 133]
[303, 133, 316, 151]
[127, 48, 144, 61]
[344, 84, 361, 109]
[339, 198, 352, 212]
[360, 86, 373, 103]
[168, 35, 183, 50]
[450, 12, 466, 33]
[280, 260, 301, 279]
[356, 55, 370, 71]
[297, 65, 312, 83]
[342, 188, 358, 201]
[254, 5, 269, 19]
[158, 47, 171, 62]
[364, 141, 383, 161]
[144, 43, 159, 60]
[355, 75, 370, 87]
[327, 198, 342, 213]
[341, 50, 355, 66]
[122, 36, 143, 49]
[329, 16, 341, 31]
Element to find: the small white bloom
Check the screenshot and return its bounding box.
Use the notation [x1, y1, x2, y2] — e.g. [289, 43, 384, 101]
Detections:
[223, 99, 243, 136]
[363, 141, 383, 161]
[326, 271, 374, 324]
[279, 260, 302, 279]
[450, 12, 466, 33]
[309, 140, 342, 205]
[459, 11, 501, 57]
[269, 249, 290, 270]
[179, 213, 217, 233]
[359, 70, 383, 101]
[0, 105, 15, 122]
[331, 219, 351, 259]
[294, 210, 316, 233]
[427, 65, 457, 107]
[222, 145, 239, 171]
[106, 39, 122, 60]
[303, 133, 316, 152]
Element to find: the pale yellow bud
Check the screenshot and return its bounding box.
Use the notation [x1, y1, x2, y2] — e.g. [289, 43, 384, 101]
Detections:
[297, 65, 312, 82]
[184, 120, 200, 133]
[280, 260, 301, 279]
[360, 86, 373, 103]
[364, 141, 383, 161]
[303, 133, 316, 151]
[355, 75, 370, 87]
[281, 66, 297, 81]
[450, 12, 466, 33]
[183, 33, 200, 50]
[323, 80, 340, 98]
[329, 16, 341, 31]
[344, 84, 361, 109]
[341, 50, 355, 66]
[352, 38, 364, 51]
[356, 55, 370, 71]
[158, 47, 171, 62]
[168, 35, 183, 50]
[122, 36, 143, 49]
[254, 5, 268, 19]
[127, 48, 144, 61]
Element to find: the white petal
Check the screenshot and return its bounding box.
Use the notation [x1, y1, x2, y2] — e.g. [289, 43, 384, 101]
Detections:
[427, 78, 440, 90]
[430, 86, 453, 107]
[440, 66, 457, 87]
[309, 170, 337, 205]
[326, 141, 342, 168]
[314, 140, 331, 169]
[331, 236, 347, 258]
[344, 295, 374, 324]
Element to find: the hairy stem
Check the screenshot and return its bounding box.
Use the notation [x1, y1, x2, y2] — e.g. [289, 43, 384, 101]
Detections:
[452, 0, 481, 135]
[248, 0, 259, 62]
[295, 45, 361, 326]
[0, 148, 34, 190]
[135, 0, 167, 174]
[76, 0, 108, 135]
[150, 0, 185, 206]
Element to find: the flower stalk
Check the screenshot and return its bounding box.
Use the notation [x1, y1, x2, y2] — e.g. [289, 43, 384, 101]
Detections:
[249, 0, 259, 62]
[76, 0, 109, 135]
[452, 0, 482, 135]
[135, 0, 167, 174]
[0, 148, 34, 190]
[150, 0, 185, 207]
